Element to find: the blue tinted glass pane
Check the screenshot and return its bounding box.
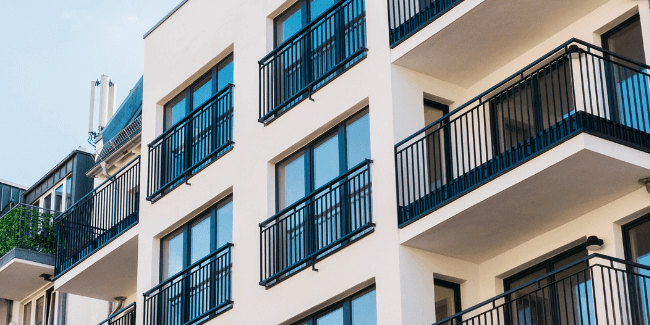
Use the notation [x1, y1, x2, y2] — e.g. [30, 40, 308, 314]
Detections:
[216, 199, 233, 248]
[163, 231, 184, 279]
[277, 4, 304, 44]
[352, 290, 377, 325]
[317, 307, 344, 325]
[313, 133, 339, 189]
[190, 216, 211, 264]
[165, 94, 187, 129]
[310, 0, 335, 20]
[278, 151, 306, 210]
[346, 112, 370, 168]
[217, 57, 234, 91]
[192, 75, 213, 110]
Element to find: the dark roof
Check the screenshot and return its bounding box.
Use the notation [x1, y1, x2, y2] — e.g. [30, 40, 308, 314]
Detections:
[23, 150, 93, 197]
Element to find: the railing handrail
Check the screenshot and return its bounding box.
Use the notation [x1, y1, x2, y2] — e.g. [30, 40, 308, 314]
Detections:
[5, 203, 60, 217]
[258, 0, 354, 64]
[433, 253, 650, 325]
[96, 302, 135, 325]
[259, 159, 373, 227]
[395, 38, 650, 149]
[147, 84, 234, 148]
[144, 243, 233, 296]
[55, 155, 141, 222]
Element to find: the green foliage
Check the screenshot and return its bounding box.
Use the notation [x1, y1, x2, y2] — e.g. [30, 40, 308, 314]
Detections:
[0, 206, 56, 257]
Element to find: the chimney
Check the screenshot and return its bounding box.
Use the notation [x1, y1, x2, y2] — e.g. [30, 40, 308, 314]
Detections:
[108, 81, 116, 122]
[98, 75, 109, 129]
[88, 80, 96, 133]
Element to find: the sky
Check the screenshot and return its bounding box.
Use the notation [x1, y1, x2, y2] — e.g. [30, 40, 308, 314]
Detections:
[0, 0, 181, 187]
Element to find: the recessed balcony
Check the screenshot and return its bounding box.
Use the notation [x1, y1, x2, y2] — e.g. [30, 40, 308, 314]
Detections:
[0, 204, 57, 301]
[396, 40, 650, 260]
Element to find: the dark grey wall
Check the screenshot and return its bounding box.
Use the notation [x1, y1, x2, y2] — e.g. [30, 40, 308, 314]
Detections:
[0, 182, 25, 217]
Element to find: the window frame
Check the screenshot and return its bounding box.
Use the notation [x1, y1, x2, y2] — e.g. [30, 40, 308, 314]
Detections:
[159, 195, 233, 282]
[291, 284, 376, 325]
[274, 107, 369, 213]
[32, 174, 72, 212]
[434, 278, 462, 322]
[163, 54, 234, 131]
[622, 212, 650, 263]
[273, 0, 345, 48]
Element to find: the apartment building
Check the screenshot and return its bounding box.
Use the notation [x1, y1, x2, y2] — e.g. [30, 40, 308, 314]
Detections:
[2, 0, 649, 325]
[0, 180, 27, 218]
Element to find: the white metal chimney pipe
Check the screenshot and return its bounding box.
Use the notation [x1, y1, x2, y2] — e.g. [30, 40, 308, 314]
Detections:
[108, 81, 116, 121]
[99, 74, 109, 129]
[89, 81, 96, 133]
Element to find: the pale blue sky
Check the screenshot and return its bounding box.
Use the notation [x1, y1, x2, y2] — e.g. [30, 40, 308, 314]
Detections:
[0, 0, 180, 187]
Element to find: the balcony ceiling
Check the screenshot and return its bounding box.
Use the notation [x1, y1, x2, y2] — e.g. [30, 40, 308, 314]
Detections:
[401, 135, 650, 263]
[0, 249, 55, 301]
[55, 232, 138, 301]
[393, 0, 609, 88]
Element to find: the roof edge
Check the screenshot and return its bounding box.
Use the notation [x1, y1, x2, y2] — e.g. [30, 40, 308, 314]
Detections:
[143, 0, 190, 39]
[23, 150, 93, 196]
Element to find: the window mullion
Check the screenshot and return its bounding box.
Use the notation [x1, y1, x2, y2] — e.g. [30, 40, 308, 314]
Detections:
[343, 300, 352, 325]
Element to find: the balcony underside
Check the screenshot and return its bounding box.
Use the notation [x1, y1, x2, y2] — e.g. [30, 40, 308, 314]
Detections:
[392, 0, 609, 87]
[0, 248, 54, 301]
[54, 228, 138, 301]
[400, 133, 650, 263]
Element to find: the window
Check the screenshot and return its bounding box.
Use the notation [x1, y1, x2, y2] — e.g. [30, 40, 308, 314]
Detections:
[65, 177, 72, 209]
[161, 196, 233, 280]
[274, 0, 337, 46]
[276, 108, 370, 210]
[503, 245, 589, 325]
[164, 55, 234, 131]
[292, 286, 376, 325]
[434, 279, 461, 324]
[53, 185, 63, 212]
[43, 194, 51, 211]
[424, 100, 450, 188]
[23, 302, 31, 325]
[35, 297, 43, 325]
[602, 15, 649, 132]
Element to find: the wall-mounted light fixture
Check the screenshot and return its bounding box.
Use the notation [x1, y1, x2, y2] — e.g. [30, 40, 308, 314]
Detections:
[638, 177, 650, 193]
[586, 236, 604, 250]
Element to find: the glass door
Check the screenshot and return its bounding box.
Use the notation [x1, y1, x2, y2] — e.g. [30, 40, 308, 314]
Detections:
[623, 215, 650, 325]
[602, 15, 650, 133]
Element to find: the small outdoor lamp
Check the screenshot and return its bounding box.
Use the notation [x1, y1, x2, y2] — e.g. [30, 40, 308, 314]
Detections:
[586, 236, 604, 250]
[638, 177, 650, 193]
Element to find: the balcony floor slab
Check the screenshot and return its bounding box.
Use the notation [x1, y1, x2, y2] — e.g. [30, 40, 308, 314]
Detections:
[0, 248, 54, 301]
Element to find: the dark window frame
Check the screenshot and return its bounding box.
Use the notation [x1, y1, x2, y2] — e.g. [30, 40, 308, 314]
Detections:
[622, 212, 650, 262]
[274, 107, 369, 213]
[273, 0, 344, 48]
[503, 243, 587, 291]
[434, 278, 462, 321]
[159, 195, 233, 282]
[290, 284, 376, 325]
[163, 54, 234, 131]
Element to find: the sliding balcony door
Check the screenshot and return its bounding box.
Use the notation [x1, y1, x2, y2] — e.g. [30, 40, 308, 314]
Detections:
[602, 15, 649, 133]
[504, 246, 591, 325]
[623, 215, 650, 325]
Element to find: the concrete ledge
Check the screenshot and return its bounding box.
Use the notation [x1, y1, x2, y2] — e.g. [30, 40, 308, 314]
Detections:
[0, 248, 54, 269]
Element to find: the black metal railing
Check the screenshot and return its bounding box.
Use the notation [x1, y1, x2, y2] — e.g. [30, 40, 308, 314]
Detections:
[143, 244, 233, 325]
[258, 0, 367, 123]
[435, 254, 650, 325]
[0, 204, 58, 257]
[54, 156, 140, 276]
[97, 303, 136, 325]
[147, 84, 234, 202]
[396, 39, 650, 227]
[388, 0, 463, 47]
[260, 159, 373, 286]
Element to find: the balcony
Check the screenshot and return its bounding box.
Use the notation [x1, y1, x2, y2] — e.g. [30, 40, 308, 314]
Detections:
[396, 39, 650, 232]
[97, 303, 135, 325]
[147, 85, 234, 202]
[435, 254, 650, 325]
[52, 156, 139, 300]
[258, 0, 367, 124]
[388, 0, 463, 47]
[143, 244, 233, 325]
[0, 204, 57, 301]
[259, 160, 373, 287]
